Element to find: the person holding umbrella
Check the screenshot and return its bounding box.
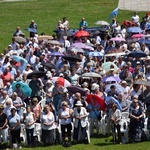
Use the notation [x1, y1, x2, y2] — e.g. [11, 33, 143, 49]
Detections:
[29, 20, 37, 37]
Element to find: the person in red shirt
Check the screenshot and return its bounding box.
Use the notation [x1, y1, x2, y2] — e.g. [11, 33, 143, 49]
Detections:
[1, 67, 12, 86]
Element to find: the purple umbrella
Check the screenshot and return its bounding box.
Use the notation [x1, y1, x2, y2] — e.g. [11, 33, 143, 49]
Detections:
[71, 42, 94, 51]
[67, 86, 86, 96]
[49, 52, 64, 57]
[102, 76, 121, 83]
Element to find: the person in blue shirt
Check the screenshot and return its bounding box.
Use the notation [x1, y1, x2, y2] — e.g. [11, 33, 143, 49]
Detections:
[79, 18, 88, 28]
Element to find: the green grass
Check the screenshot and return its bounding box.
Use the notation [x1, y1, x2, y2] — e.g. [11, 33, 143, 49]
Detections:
[0, 0, 146, 51]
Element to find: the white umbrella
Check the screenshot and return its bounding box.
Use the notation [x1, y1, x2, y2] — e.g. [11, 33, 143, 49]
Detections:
[82, 72, 101, 78]
[94, 20, 110, 26]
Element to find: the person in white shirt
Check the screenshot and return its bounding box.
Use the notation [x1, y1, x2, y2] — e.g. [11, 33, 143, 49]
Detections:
[131, 12, 140, 26]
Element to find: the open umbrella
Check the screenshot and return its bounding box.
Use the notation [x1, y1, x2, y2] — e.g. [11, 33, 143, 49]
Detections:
[49, 52, 64, 57]
[27, 71, 46, 79]
[58, 30, 72, 37]
[133, 80, 150, 86]
[11, 55, 28, 66]
[42, 62, 56, 69]
[126, 27, 142, 33]
[105, 83, 124, 94]
[82, 72, 101, 78]
[102, 76, 121, 83]
[74, 30, 90, 37]
[86, 94, 107, 111]
[94, 20, 110, 26]
[71, 43, 94, 51]
[128, 50, 147, 57]
[62, 55, 82, 62]
[25, 28, 37, 33]
[110, 37, 126, 42]
[14, 36, 26, 43]
[138, 38, 150, 45]
[101, 62, 118, 72]
[12, 81, 32, 97]
[131, 34, 144, 38]
[88, 51, 103, 57]
[48, 40, 61, 45]
[67, 86, 86, 96]
[105, 96, 122, 111]
[37, 35, 53, 40]
[68, 47, 84, 53]
[52, 77, 71, 87]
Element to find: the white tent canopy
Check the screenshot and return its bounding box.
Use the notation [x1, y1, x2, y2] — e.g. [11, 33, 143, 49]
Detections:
[118, 0, 150, 11]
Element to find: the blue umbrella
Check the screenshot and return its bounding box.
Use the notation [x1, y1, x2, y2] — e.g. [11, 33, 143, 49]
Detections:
[126, 27, 142, 33]
[128, 50, 147, 57]
[49, 52, 64, 57]
[11, 55, 28, 66]
[25, 28, 37, 33]
[108, 7, 119, 19]
[105, 96, 122, 111]
[88, 51, 103, 57]
[12, 81, 32, 97]
[138, 38, 150, 45]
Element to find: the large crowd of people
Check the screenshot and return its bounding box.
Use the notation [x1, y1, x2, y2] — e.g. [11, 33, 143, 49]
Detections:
[0, 11, 150, 149]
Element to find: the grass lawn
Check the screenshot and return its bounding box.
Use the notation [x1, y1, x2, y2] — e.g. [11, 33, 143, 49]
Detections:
[0, 0, 145, 51]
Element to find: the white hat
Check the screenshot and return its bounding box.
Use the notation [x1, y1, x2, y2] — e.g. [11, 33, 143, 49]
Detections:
[110, 68, 114, 71]
[75, 101, 83, 106]
[59, 73, 64, 77]
[82, 82, 88, 87]
[136, 61, 140, 64]
[91, 83, 99, 90]
[122, 80, 127, 84]
[46, 71, 52, 78]
[46, 80, 52, 84]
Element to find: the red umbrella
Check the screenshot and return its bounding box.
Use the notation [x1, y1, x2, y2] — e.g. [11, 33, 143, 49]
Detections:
[86, 94, 107, 111]
[74, 30, 90, 37]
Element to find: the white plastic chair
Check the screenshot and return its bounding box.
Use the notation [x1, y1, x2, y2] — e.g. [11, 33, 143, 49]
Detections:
[20, 107, 26, 122]
[34, 123, 41, 142]
[86, 121, 90, 143]
[101, 114, 107, 136]
[38, 99, 46, 110]
[20, 124, 27, 145]
[143, 118, 149, 140]
[119, 119, 129, 143]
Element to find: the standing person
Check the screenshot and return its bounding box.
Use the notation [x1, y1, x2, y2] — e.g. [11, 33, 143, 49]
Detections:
[109, 104, 122, 144]
[29, 20, 37, 37]
[40, 105, 55, 146]
[23, 106, 36, 147]
[129, 99, 144, 142]
[31, 97, 42, 123]
[131, 12, 140, 26]
[62, 17, 69, 29]
[58, 101, 73, 146]
[79, 17, 88, 28]
[8, 108, 21, 149]
[73, 101, 89, 143]
[0, 104, 9, 149]
[70, 68, 79, 86]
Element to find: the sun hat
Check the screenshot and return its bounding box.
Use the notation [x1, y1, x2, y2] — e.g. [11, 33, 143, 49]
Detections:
[46, 80, 52, 84]
[75, 101, 83, 106]
[91, 83, 99, 91]
[32, 97, 38, 102]
[82, 82, 88, 87]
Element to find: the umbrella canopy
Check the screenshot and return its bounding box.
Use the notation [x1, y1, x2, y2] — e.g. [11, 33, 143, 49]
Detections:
[42, 62, 56, 69]
[11, 55, 28, 66]
[110, 37, 126, 42]
[105, 96, 122, 111]
[126, 27, 142, 33]
[52, 77, 71, 87]
[67, 86, 86, 96]
[58, 30, 72, 37]
[12, 81, 32, 97]
[25, 28, 37, 33]
[131, 34, 144, 38]
[94, 20, 110, 26]
[74, 30, 90, 37]
[82, 72, 101, 78]
[27, 71, 46, 79]
[133, 80, 150, 86]
[86, 94, 107, 111]
[88, 51, 103, 57]
[105, 83, 124, 94]
[138, 38, 150, 45]
[68, 47, 84, 53]
[101, 62, 118, 72]
[14, 36, 26, 43]
[102, 76, 121, 83]
[48, 40, 61, 45]
[62, 55, 82, 62]
[37, 35, 53, 40]
[128, 50, 147, 57]
[71, 42, 94, 51]
[49, 52, 64, 57]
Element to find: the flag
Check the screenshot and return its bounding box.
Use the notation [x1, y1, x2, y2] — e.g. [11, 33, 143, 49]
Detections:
[108, 7, 119, 20]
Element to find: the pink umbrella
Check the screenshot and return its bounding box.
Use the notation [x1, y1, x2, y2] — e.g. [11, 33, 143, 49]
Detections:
[131, 34, 144, 38]
[110, 37, 126, 42]
[71, 42, 94, 51]
[52, 77, 71, 87]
